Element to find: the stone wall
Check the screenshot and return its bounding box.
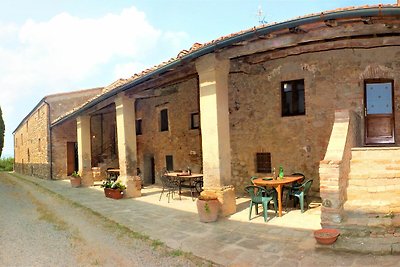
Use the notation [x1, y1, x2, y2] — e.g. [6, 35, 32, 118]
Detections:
[135, 78, 202, 185]
[47, 88, 102, 122]
[228, 46, 400, 195]
[14, 88, 102, 179]
[14, 104, 50, 178]
[91, 111, 117, 167]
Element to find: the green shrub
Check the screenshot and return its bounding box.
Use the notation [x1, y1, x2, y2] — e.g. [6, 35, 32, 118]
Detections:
[0, 157, 13, 171]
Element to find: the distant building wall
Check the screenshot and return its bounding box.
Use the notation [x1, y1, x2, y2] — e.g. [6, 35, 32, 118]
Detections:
[14, 87, 103, 179]
[14, 104, 50, 178]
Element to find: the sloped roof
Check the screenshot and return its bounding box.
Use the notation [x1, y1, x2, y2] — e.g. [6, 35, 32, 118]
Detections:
[51, 4, 400, 127]
[13, 87, 103, 134]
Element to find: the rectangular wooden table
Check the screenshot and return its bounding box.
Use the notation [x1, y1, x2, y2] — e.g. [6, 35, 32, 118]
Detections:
[252, 175, 304, 217]
[165, 172, 203, 195]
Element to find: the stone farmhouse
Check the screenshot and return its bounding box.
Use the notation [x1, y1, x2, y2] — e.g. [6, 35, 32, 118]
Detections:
[14, 5, 400, 236]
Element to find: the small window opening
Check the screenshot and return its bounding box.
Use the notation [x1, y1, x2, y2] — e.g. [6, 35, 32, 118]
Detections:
[160, 109, 169, 132]
[281, 79, 305, 116]
[256, 152, 271, 173]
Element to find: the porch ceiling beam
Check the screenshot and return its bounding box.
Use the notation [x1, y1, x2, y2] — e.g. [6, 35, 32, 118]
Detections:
[220, 21, 400, 60]
[244, 35, 400, 64]
[84, 97, 116, 116]
[125, 63, 197, 97]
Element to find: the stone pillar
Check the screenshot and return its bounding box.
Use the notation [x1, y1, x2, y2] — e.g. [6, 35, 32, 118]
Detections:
[115, 94, 141, 198]
[319, 110, 352, 228]
[77, 115, 93, 186]
[195, 54, 236, 216]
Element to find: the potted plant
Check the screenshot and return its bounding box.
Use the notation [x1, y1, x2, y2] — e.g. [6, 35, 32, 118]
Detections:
[101, 180, 126, 199]
[196, 191, 220, 222]
[69, 171, 81, 188]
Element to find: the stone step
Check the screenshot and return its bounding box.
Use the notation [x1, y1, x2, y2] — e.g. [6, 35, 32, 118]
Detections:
[349, 171, 400, 179]
[347, 188, 400, 197]
[344, 192, 400, 213]
[348, 178, 400, 187]
[350, 159, 400, 170]
[351, 147, 400, 160]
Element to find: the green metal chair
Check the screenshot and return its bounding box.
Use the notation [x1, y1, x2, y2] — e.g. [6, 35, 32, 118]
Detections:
[245, 185, 277, 222]
[286, 179, 313, 213]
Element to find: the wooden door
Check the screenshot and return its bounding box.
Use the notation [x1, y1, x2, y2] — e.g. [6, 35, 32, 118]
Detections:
[365, 81, 395, 145]
[67, 142, 77, 175]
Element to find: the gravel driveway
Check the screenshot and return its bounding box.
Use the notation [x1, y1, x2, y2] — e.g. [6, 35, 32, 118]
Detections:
[0, 172, 215, 266]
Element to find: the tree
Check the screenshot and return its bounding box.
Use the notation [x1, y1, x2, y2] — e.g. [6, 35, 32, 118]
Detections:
[0, 106, 4, 158]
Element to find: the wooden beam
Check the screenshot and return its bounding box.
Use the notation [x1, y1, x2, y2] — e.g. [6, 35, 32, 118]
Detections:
[244, 36, 400, 64]
[325, 19, 338, 27]
[219, 20, 400, 59]
[124, 63, 197, 97]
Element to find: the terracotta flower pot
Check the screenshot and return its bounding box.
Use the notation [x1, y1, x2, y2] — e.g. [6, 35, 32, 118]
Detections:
[104, 188, 124, 199]
[70, 177, 81, 188]
[314, 228, 340, 245]
[196, 199, 220, 222]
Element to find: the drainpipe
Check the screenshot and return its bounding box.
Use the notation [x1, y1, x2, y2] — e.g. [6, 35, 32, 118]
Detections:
[43, 100, 53, 180]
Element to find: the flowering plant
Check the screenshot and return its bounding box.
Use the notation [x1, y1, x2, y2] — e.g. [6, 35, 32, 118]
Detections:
[101, 180, 126, 191]
[70, 171, 80, 178]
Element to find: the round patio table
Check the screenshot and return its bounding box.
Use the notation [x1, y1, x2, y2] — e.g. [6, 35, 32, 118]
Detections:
[252, 175, 304, 217]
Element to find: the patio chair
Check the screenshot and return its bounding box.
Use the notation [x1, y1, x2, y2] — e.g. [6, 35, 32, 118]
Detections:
[285, 179, 313, 213]
[283, 172, 305, 202]
[250, 176, 278, 210]
[159, 174, 180, 203]
[245, 185, 277, 222]
[180, 177, 203, 201]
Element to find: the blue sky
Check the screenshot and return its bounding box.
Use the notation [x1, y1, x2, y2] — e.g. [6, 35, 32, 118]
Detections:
[0, 0, 395, 157]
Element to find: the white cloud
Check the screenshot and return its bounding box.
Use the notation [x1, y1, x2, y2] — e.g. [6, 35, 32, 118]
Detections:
[113, 62, 147, 79]
[0, 5, 190, 157]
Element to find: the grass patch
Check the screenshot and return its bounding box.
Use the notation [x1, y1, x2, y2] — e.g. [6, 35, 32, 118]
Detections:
[170, 249, 184, 257]
[151, 239, 164, 249]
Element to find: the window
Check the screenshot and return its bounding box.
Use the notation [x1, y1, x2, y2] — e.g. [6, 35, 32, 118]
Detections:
[190, 112, 200, 129]
[160, 109, 169, 132]
[38, 138, 41, 152]
[136, 119, 142, 135]
[165, 155, 174, 171]
[27, 149, 30, 163]
[281, 79, 305, 116]
[256, 152, 271, 173]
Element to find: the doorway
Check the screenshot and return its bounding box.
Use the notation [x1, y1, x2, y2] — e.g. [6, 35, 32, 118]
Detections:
[364, 80, 395, 145]
[144, 154, 155, 185]
[67, 142, 78, 175]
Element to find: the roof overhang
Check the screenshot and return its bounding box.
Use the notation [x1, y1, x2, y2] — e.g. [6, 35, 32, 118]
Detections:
[51, 5, 400, 128]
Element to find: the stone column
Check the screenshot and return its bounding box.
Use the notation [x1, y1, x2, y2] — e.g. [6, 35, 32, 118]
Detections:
[195, 54, 236, 216]
[115, 94, 141, 198]
[77, 115, 93, 186]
